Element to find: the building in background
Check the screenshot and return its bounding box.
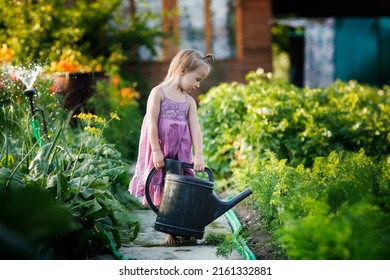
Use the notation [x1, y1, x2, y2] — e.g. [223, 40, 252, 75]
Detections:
[125, 0, 390, 103]
[272, 0, 390, 88]
[125, 0, 273, 102]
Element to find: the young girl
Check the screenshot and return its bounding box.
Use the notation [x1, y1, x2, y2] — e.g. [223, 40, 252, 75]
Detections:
[128, 49, 214, 244]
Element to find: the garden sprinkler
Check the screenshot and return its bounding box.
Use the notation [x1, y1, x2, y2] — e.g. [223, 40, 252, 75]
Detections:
[24, 88, 48, 147]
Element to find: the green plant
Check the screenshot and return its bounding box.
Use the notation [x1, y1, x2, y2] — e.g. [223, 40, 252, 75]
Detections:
[198, 66, 390, 260]
[0, 187, 76, 259]
[87, 76, 142, 161]
[199, 69, 390, 179]
[204, 232, 234, 259]
[233, 150, 390, 259]
[0, 89, 142, 258]
[198, 82, 248, 177]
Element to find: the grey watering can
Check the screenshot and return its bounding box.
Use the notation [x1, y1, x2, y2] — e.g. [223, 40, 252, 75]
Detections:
[145, 158, 252, 239]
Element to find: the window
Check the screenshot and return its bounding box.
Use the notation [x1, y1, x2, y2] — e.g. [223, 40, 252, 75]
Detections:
[210, 0, 236, 59]
[137, 0, 164, 61]
[133, 0, 236, 61]
[178, 0, 206, 53]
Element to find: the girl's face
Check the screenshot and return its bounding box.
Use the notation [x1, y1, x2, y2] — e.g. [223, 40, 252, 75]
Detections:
[179, 65, 209, 93]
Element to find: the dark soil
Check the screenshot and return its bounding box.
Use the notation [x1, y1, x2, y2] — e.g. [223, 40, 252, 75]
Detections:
[234, 204, 287, 260]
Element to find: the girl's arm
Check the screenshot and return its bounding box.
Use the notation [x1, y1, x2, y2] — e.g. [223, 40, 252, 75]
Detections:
[147, 87, 164, 170]
[188, 96, 204, 171]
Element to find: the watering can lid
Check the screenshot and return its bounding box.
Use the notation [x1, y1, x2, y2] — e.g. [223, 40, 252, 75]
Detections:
[165, 173, 214, 188]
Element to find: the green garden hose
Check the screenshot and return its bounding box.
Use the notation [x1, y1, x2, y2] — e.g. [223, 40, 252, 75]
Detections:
[96, 223, 130, 260]
[224, 208, 257, 260]
[31, 118, 43, 147]
[103, 230, 129, 260]
[25, 88, 48, 148]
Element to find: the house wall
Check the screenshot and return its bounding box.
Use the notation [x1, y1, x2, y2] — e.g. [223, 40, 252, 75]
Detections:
[126, 0, 273, 105]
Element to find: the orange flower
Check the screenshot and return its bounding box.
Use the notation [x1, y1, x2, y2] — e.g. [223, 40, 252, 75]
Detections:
[57, 61, 79, 72]
[50, 49, 102, 73]
[119, 87, 140, 106]
[111, 75, 121, 86]
[49, 84, 56, 94]
[0, 44, 14, 63]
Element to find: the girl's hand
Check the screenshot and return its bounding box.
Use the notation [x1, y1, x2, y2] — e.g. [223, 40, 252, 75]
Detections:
[152, 150, 165, 170]
[192, 154, 204, 172]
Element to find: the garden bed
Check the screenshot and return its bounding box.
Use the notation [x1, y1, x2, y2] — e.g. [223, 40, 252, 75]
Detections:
[234, 204, 286, 260]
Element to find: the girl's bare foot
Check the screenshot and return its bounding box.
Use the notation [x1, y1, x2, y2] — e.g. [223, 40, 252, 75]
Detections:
[165, 234, 180, 244]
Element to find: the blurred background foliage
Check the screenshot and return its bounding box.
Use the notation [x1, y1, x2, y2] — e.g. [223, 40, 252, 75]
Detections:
[0, 0, 170, 75]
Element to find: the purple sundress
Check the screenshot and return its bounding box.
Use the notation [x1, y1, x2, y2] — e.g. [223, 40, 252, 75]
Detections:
[128, 90, 195, 207]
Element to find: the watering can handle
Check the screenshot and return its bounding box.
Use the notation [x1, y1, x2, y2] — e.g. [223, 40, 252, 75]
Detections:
[144, 162, 214, 214]
[144, 167, 159, 213]
[181, 162, 214, 182]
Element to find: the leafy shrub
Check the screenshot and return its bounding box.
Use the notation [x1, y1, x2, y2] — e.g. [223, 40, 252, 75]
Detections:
[199, 69, 390, 178]
[198, 82, 248, 176]
[199, 68, 389, 259]
[234, 150, 390, 259]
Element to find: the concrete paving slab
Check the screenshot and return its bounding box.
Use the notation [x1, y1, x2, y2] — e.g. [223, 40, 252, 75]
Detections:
[93, 209, 242, 260]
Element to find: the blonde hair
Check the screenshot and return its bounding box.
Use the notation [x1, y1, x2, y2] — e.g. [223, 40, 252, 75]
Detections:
[161, 49, 214, 88]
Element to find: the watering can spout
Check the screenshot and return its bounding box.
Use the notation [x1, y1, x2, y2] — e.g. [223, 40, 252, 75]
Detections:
[206, 188, 252, 225]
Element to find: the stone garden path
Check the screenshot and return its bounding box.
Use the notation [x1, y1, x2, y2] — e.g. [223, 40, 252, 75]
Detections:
[92, 209, 243, 260]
